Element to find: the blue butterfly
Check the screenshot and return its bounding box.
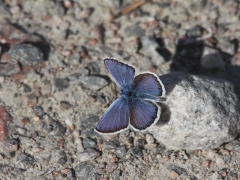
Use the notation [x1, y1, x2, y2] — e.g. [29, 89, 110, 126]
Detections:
[95, 58, 166, 135]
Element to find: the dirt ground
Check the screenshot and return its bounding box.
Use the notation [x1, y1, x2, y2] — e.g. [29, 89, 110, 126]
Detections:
[0, 0, 240, 179]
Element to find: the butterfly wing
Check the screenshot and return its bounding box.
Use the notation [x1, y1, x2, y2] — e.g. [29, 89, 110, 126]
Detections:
[104, 58, 135, 89]
[133, 73, 165, 99]
[129, 99, 161, 131]
[95, 97, 129, 134]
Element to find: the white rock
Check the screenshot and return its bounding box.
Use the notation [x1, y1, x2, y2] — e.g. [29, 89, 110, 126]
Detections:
[149, 72, 240, 150]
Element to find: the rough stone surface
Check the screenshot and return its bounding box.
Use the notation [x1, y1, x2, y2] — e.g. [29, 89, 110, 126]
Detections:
[149, 72, 240, 150]
[80, 75, 109, 91]
[74, 162, 99, 179]
[10, 43, 43, 65]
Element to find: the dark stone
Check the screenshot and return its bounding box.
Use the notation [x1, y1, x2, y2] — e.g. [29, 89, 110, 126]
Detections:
[115, 146, 127, 158]
[58, 151, 67, 165]
[103, 141, 117, 150]
[22, 84, 32, 92]
[83, 138, 97, 149]
[135, 139, 146, 148]
[32, 106, 45, 118]
[60, 101, 72, 111]
[167, 165, 187, 175]
[15, 153, 35, 170]
[74, 162, 100, 179]
[10, 43, 43, 65]
[54, 78, 70, 91]
[130, 147, 143, 158]
[155, 144, 166, 155]
[50, 119, 66, 137]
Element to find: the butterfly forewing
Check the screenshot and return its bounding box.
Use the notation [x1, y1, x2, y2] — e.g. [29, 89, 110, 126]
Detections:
[104, 58, 135, 89]
[129, 99, 161, 131]
[95, 97, 130, 134]
[133, 73, 165, 98]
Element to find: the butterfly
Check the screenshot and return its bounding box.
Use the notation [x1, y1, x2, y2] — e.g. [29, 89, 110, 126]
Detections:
[95, 58, 166, 135]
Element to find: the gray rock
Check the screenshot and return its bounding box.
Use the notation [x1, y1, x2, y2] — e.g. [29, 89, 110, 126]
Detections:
[124, 24, 145, 38]
[15, 153, 35, 170]
[149, 72, 240, 150]
[103, 141, 117, 150]
[10, 43, 43, 65]
[81, 115, 99, 137]
[83, 138, 97, 149]
[130, 147, 143, 158]
[54, 78, 70, 91]
[224, 140, 240, 152]
[80, 75, 109, 91]
[74, 162, 100, 179]
[78, 149, 100, 162]
[140, 36, 165, 66]
[50, 119, 66, 137]
[115, 145, 127, 158]
[200, 46, 225, 70]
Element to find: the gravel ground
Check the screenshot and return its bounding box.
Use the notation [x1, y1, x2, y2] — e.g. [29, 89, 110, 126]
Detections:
[0, 0, 240, 179]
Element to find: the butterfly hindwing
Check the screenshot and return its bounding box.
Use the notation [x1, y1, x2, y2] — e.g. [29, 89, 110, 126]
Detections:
[129, 99, 161, 131]
[95, 97, 129, 134]
[104, 58, 135, 89]
[133, 73, 165, 98]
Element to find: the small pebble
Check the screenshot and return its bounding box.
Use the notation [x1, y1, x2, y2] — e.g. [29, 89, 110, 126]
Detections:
[10, 43, 43, 66]
[21, 117, 30, 125]
[216, 156, 225, 166]
[26, 94, 38, 107]
[72, 130, 81, 138]
[54, 78, 70, 91]
[78, 149, 100, 162]
[130, 147, 143, 158]
[32, 147, 44, 153]
[60, 101, 72, 111]
[83, 138, 97, 149]
[103, 141, 117, 150]
[202, 160, 210, 168]
[145, 134, 155, 144]
[105, 162, 118, 173]
[76, 138, 84, 153]
[170, 171, 179, 179]
[16, 127, 27, 135]
[65, 118, 73, 126]
[115, 146, 127, 158]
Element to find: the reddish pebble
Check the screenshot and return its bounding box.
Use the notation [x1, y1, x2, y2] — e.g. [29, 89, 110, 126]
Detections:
[105, 162, 118, 173]
[61, 49, 72, 56]
[61, 168, 71, 174]
[64, 0, 72, 8]
[32, 147, 44, 153]
[88, 39, 98, 46]
[21, 117, 30, 125]
[202, 160, 210, 168]
[27, 94, 38, 107]
[0, 107, 11, 142]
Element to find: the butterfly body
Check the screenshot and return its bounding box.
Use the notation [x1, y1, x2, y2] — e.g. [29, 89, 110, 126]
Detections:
[95, 58, 166, 135]
[121, 89, 159, 102]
